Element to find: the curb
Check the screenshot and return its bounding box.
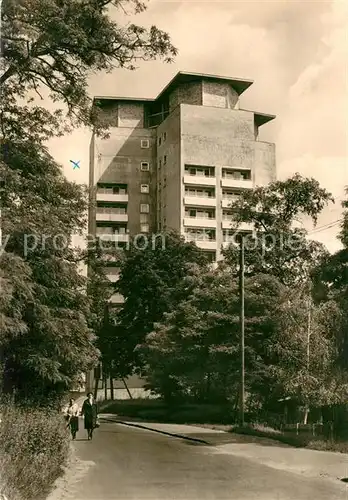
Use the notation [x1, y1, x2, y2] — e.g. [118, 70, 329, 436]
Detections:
[100, 416, 210, 445]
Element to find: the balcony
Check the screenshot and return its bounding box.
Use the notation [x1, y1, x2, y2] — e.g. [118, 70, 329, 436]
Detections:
[183, 175, 216, 187]
[96, 233, 129, 243]
[184, 217, 217, 228]
[221, 178, 253, 189]
[194, 240, 217, 251]
[109, 293, 124, 305]
[221, 221, 253, 231]
[106, 274, 120, 283]
[221, 198, 240, 209]
[96, 193, 128, 203]
[184, 196, 216, 207]
[96, 212, 128, 223]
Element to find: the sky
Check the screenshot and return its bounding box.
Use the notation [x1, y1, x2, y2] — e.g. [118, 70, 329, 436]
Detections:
[48, 0, 348, 253]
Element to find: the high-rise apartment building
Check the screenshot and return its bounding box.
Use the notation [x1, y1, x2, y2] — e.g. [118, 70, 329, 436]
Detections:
[89, 71, 276, 304]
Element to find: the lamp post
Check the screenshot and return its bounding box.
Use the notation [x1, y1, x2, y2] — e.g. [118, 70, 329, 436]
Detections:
[239, 233, 245, 427]
[0, 178, 5, 248]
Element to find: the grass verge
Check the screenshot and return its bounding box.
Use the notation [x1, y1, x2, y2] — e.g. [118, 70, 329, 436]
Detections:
[0, 401, 70, 500]
[100, 399, 348, 453]
[229, 424, 348, 453]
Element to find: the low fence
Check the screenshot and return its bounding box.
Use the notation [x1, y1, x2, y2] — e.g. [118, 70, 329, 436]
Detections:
[281, 422, 334, 439]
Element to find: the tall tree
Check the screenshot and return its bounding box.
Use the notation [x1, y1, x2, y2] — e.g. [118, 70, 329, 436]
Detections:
[114, 231, 208, 375]
[313, 189, 348, 369]
[0, 143, 99, 402]
[0, 0, 177, 402]
[1, 0, 177, 141]
[222, 174, 333, 286]
[140, 267, 285, 406]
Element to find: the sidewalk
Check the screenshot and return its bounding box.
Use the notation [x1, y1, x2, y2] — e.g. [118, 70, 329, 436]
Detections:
[99, 413, 348, 485]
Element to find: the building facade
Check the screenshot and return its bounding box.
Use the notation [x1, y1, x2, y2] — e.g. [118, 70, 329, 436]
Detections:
[87, 71, 276, 394]
[89, 71, 276, 277]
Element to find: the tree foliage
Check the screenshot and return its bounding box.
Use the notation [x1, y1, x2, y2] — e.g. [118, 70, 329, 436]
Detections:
[0, 143, 99, 402]
[0, 0, 177, 403]
[222, 174, 332, 285]
[1, 0, 177, 141]
[140, 268, 285, 405]
[312, 188, 348, 369]
[113, 232, 208, 376]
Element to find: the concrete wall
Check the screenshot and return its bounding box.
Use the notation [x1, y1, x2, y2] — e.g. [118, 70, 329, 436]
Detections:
[181, 104, 255, 168]
[92, 100, 156, 237]
[169, 81, 203, 112]
[118, 102, 144, 128]
[202, 80, 239, 109]
[254, 141, 276, 186]
[156, 107, 182, 232]
[94, 127, 156, 236]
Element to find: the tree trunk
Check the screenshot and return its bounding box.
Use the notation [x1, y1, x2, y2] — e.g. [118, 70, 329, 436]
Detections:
[122, 377, 133, 399]
[110, 376, 114, 400]
[93, 364, 101, 400]
[93, 374, 100, 401]
[104, 374, 108, 401]
[303, 406, 309, 424]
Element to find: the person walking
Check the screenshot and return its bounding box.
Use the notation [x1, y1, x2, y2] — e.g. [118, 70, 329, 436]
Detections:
[81, 393, 98, 440]
[65, 398, 79, 440]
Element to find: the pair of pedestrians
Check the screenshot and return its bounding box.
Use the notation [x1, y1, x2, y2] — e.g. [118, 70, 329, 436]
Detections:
[65, 393, 99, 441]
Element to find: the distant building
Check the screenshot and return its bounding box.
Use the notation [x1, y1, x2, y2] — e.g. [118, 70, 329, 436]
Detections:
[87, 71, 276, 395]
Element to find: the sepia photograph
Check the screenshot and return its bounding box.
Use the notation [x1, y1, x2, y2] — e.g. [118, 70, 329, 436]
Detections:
[0, 0, 347, 499]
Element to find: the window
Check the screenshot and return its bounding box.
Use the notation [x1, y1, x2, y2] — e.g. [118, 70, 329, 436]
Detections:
[184, 228, 216, 241]
[141, 162, 150, 171]
[159, 159, 162, 169]
[164, 155, 167, 165]
[163, 132, 167, 142]
[222, 168, 251, 180]
[141, 184, 149, 193]
[222, 210, 233, 220]
[140, 214, 148, 223]
[204, 252, 216, 263]
[114, 226, 126, 234]
[141, 139, 149, 148]
[140, 203, 149, 213]
[158, 136, 162, 146]
[140, 223, 149, 233]
[163, 176, 167, 186]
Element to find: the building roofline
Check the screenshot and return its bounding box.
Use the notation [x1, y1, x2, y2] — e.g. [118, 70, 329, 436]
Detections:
[93, 71, 254, 105]
[239, 110, 276, 126]
[155, 71, 253, 101]
[93, 96, 155, 104]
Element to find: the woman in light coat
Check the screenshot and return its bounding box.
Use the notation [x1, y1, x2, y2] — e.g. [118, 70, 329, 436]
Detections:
[65, 398, 79, 440]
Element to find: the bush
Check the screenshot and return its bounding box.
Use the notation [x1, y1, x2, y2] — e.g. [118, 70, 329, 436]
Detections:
[0, 401, 70, 500]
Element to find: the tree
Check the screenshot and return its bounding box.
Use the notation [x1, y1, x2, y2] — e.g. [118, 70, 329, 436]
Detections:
[140, 267, 285, 408]
[0, 142, 99, 403]
[0, 0, 177, 403]
[1, 0, 177, 141]
[312, 188, 348, 369]
[267, 288, 344, 423]
[222, 174, 333, 286]
[114, 231, 208, 376]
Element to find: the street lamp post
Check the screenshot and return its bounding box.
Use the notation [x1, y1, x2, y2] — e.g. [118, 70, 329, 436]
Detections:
[0, 178, 6, 249]
[239, 234, 245, 427]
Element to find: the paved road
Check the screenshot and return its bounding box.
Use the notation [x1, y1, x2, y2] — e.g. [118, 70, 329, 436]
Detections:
[58, 420, 347, 500]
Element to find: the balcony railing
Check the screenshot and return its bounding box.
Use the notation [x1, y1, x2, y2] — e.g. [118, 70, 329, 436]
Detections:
[109, 293, 125, 304]
[184, 217, 217, 228]
[184, 195, 216, 207]
[96, 212, 128, 223]
[96, 192, 128, 203]
[96, 233, 129, 243]
[221, 178, 253, 189]
[184, 175, 216, 186]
